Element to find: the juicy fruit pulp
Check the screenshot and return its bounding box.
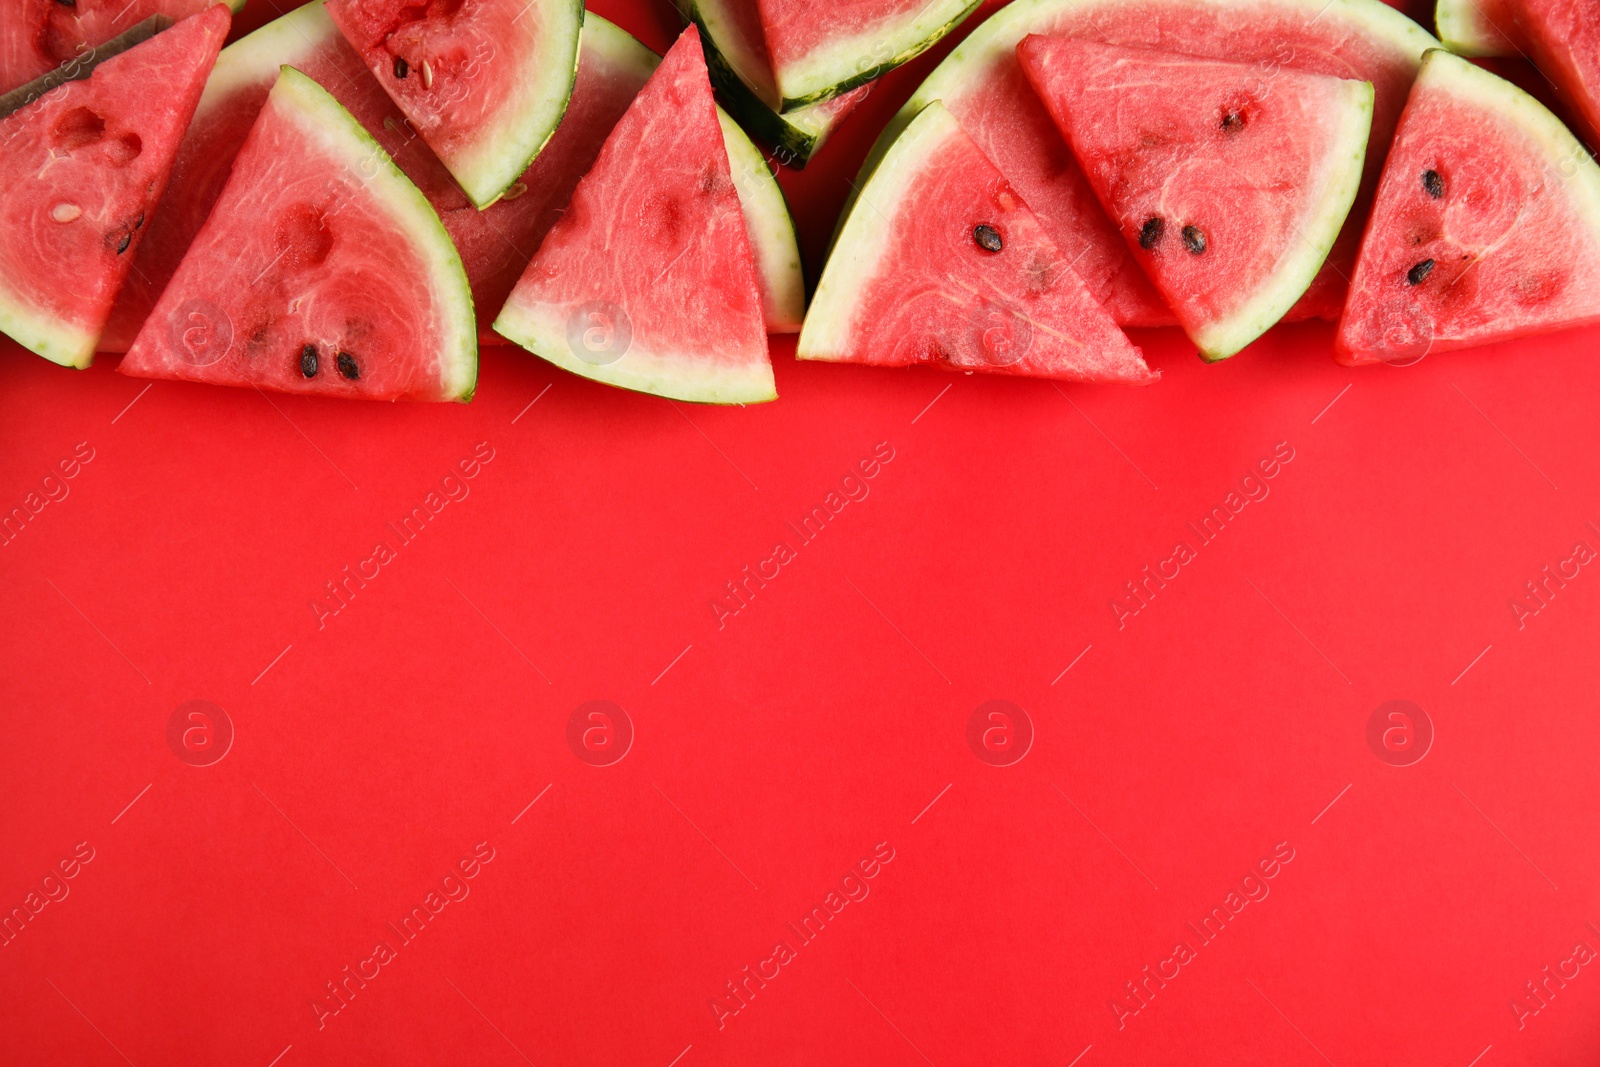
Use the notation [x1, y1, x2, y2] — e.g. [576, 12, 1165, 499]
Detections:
[0, 0, 241, 95]
[495, 27, 774, 404]
[864, 0, 1439, 327]
[755, 0, 979, 108]
[0, 6, 229, 368]
[1500, 0, 1600, 147]
[1337, 49, 1600, 363]
[120, 68, 476, 400]
[325, 0, 584, 209]
[799, 101, 1155, 384]
[1020, 37, 1374, 360]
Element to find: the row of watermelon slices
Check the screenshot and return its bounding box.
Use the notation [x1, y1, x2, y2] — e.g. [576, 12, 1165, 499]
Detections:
[0, 0, 1597, 404]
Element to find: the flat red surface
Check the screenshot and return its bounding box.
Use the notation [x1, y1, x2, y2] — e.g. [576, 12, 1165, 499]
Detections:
[3, 2, 1600, 1065]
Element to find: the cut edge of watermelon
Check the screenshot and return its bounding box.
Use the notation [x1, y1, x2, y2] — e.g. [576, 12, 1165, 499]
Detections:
[0, 292, 96, 370]
[1193, 78, 1375, 361]
[201, 0, 340, 107]
[771, 0, 981, 110]
[1433, 0, 1516, 57]
[719, 108, 805, 332]
[682, 0, 778, 110]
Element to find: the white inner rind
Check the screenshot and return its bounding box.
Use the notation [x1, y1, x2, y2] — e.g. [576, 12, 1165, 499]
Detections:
[797, 101, 959, 361]
[719, 108, 805, 332]
[275, 66, 477, 399]
[0, 292, 97, 368]
[688, 0, 779, 108]
[201, 0, 337, 111]
[1194, 78, 1375, 360]
[774, 0, 979, 109]
[1433, 0, 1513, 57]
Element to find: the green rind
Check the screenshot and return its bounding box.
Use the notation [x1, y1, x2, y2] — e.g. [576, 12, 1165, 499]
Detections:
[774, 0, 980, 110]
[718, 108, 805, 332]
[1434, 0, 1515, 57]
[454, 0, 585, 209]
[797, 101, 960, 361]
[275, 66, 477, 399]
[1195, 80, 1375, 361]
[682, 0, 779, 109]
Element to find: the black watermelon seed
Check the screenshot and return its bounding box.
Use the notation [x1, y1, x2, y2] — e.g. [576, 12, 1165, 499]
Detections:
[973, 224, 1003, 253]
[300, 345, 318, 378]
[1221, 111, 1245, 132]
[1182, 225, 1207, 255]
[1138, 216, 1165, 250]
[115, 231, 131, 254]
[337, 352, 359, 380]
[54, 0, 75, 7]
[1422, 169, 1444, 199]
[394, 56, 409, 79]
[133, 212, 145, 229]
[1406, 258, 1436, 285]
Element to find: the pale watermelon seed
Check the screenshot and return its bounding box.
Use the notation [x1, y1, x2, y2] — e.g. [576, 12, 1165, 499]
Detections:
[420, 61, 434, 89]
[1138, 217, 1164, 250]
[1182, 225, 1207, 255]
[1422, 169, 1444, 199]
[394, 56, 409, 80]
[337, 353, 359, 380]
[502, 182, 528, 201]
[973, 225, 1003, 253]
[50, 203, 81, 223]
[1407, 259, 1436, 285]
[300, 345, 318, 378]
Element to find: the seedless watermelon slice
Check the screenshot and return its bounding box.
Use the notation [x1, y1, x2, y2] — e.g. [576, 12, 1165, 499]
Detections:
[1336, 49, 1600, 363]
[0, 0, 243, 95]
[1494, 0, 1600, 147]
[1020, 38, 1374, 360]
[799, 102, 1154, 384]
[495, 27, 774, 404]
[120, 67, 476, 400]
[324, 0, 583, 209]
[0, 6, 229, 368]
[857, 0, 1438, 328]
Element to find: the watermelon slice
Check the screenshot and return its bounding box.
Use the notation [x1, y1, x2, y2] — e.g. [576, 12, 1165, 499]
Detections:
[855, 0, 1439, 327]
[494, 27, 774, 404]
[323, 0, 584, 209]
[1493, 0, 1600, 147]
[0, 6, 229, 368]
[799, 101, 1155, 384]
[119, 67, 476, 400]
[104, 4, 803, 347]
[681, 0, 870, 165]
[1019, 38, 1375, 360]
[1336, 49, 1600, 363]
[755, 0, 980, 109]
[1434, 0, 1518, 55]
[0, 0, 243, 95]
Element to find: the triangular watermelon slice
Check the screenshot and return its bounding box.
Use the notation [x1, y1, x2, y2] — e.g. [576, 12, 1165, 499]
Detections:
[1498, 0, 1600, 148]
[324, 0, 583, 210]
[1337, 48, 1600, 363]
[120, 67, 476, 400]
[0, 0, 242, 95]
[494, 27, 774, 404]
[799, 101, 1154, 384]
[0, 5, 230, 368]
[1019, 37, 1375, 361]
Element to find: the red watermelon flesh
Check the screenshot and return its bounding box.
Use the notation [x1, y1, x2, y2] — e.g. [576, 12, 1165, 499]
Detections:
[119, 67, 476, 401]
[798, 101, 1154, 384]
[754, 0, 975, 106]
[0, 0, 240, 95]
[1019, 37, 1375, 361]
[494, 27, 773, 404]
[103, 3, 646, 350]
[886, 0, 1438, 327]
[1336, 49, 1600, 363]
[0, 5, 229, 368]
[1503, 0, 1600, 147]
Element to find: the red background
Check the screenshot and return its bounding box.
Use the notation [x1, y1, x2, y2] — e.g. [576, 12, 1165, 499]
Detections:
[3, 1, 1600, 1064]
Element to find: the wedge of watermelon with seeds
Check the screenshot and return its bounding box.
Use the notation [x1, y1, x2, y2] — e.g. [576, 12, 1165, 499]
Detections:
[0, 5, 230, 368]
[799, 101, 1155, 384]
[853, 0, 1439, 328]
[1337, 49, 1600, 363]
[0, 0, 243, 95]
[495, 27, 774, 404]
[324, 0, 584, 210]
[120, 67, 476, 400]
[1020, 37, 1374, 361]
